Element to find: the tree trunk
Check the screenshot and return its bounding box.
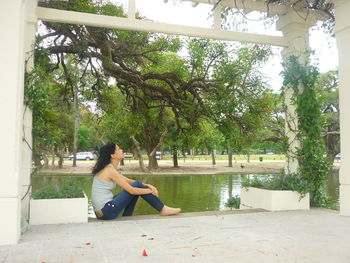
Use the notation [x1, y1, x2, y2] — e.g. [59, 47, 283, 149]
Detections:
[51, 151, 55, 168]
[211, 149, 216, 165]
[324, 132, 340, 170]
[182, 149, 186, 163]
[247, 152, 250, 163]
[130, 136, 147, 172]
[34, 155, 42, 167]
[172, 145, 179, 168]
[228, 142, 233, 167]
[43, 155, 49, 169]
[147, 129, 167, 171]
[55, 148, 65, 169]
[72, 85, 79, 167]
[133, 149, 138, 160]
[228, 174, 233, 199]
[148, 155, 158, 170]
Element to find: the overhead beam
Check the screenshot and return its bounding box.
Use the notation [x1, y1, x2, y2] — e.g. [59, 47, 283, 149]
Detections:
[186, 0, 329, 21]
[186, 0, 288, 15]
[36, 7, 288, 47]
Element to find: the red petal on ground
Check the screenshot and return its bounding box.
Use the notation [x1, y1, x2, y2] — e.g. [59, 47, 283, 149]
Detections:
[141, 234, 147, 237]
[143, 249, 148, 256]
[85, 242, 91, 245]
[192, 255, 196, 257]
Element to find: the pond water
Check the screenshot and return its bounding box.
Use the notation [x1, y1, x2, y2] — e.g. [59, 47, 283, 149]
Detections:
[31, 172, 339, 217]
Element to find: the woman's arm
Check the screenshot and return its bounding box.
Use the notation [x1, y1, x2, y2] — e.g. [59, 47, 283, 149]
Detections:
[120, 174, 158, 196]
[109, 168, 153, 195]
[121, 174, 135, 184]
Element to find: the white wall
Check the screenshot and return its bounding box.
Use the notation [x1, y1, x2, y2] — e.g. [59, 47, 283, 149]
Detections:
[0, 0, 28, 245]
[21, 0, 37, 221]
[333, 0, 350, 216]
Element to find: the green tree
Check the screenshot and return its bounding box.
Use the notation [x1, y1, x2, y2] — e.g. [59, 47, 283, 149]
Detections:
[251, 93, 287, 154]
[78, 125, 91, 151]
[316, 70, 339, 165]
[25, 65, 74, 168]
[210, 45, 273, 166]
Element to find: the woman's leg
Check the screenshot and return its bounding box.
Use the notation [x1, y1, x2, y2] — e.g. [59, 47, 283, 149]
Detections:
[121, 195, 139, 216]
[107, 181, 164, 218]
[128, 181, 165, 212]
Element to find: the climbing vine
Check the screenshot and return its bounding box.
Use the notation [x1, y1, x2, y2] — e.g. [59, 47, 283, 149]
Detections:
[282, 56, 331, 207]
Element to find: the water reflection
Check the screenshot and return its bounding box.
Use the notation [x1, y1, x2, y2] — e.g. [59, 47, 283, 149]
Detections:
[31, 172, 339, 216]
[327, 171, 339, 203]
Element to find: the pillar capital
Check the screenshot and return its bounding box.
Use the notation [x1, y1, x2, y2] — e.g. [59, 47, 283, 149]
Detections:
[331, 0, 350, 34]
[276, 11, 317, 33]
[277, 12, 314, 61]
[330, 0, 348, 7]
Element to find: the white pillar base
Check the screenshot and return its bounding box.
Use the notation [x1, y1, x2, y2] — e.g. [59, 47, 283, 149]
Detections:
[0, 198, 21, 245]
[21, 185, 31, 221]
[340, 185, 350, 216]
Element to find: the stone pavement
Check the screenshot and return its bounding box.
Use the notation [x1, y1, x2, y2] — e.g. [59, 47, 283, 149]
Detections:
[1, 209, 350, 263]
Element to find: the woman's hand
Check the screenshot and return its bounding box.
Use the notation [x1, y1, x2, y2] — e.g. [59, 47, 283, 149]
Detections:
[145, 184, 158, 197]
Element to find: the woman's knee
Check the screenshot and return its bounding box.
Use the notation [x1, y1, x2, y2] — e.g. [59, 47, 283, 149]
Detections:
[131, 181, 146, 188]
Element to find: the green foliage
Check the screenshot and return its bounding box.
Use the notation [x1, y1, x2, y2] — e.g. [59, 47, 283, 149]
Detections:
[251, 93, 287, 154]
[78, 125, 92, 151]
[25, 65, 74, 163]
[281, 56, 332, 206]
[32, 178, 84, 199]
[316, 71, 339, 164]
[321, 195, 339, 210]
[34, 1, 279, 172]
[225, 195, 241, 209]
[242, 174, 310, 197]
[209, 44, 273, 154]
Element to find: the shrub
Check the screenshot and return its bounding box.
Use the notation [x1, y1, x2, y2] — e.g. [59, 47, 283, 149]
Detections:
[32, 178, 84, 199]
[242, 174, 310, 198]
[225, 195, 241, 209]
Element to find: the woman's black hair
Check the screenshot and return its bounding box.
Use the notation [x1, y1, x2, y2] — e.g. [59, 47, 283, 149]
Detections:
[92, 143, 116, 175]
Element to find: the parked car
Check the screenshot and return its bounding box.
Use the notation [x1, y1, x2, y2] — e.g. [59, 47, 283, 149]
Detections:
[69, 152, 94, 160]
[335, 153, 341, 161]
[156, 151, 162, 160]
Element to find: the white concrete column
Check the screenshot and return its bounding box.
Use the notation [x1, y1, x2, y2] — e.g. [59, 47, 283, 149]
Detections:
[21, 0, 37, 223]
[332, 0, 350, 216]
[0, 0, 35, 245]
[213, 5, 221, 30]
[128, 0, 135, 19]
[276, 12, 316, 174]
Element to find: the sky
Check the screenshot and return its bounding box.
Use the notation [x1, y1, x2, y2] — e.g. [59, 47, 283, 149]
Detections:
[111, 0, 338, 92]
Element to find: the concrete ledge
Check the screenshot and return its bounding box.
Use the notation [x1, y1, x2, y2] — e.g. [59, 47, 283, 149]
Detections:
[30, 194, 88, 225]
[240, 187, 310, 211]
[88, 208, 267, 222]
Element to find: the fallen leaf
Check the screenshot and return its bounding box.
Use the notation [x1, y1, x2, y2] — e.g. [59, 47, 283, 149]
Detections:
[192, 254, 196, 257]
[143, 249, 148, 256]
[148, 238, 154, 240]
[141, 234, 147, 237]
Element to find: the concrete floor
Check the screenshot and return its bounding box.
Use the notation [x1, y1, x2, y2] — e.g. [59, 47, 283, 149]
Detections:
[1, 209, 350, 263]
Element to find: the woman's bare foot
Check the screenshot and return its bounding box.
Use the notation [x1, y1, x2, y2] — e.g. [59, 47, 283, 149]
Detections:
[160, 205, 181, 216]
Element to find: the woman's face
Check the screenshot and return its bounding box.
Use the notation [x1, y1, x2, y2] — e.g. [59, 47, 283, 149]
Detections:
[111, 145, 124, 161]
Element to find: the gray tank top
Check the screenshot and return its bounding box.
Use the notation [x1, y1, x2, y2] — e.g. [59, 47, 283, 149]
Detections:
[91, 164, 116, 211]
